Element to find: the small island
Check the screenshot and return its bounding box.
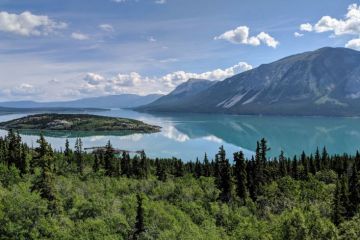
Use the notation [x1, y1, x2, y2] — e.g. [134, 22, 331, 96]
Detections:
[0, 113, 161, 135]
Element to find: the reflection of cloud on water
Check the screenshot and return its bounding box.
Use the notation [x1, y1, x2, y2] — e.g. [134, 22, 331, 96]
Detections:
[161, 125, 190, 142]
[203, 135, 223, 143]
[89, 136, 106, 142]
[315, 125, 346, 134]
[118, 134, 143, 142]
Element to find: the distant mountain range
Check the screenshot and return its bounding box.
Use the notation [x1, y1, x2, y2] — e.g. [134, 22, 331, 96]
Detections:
[0, 94, 162, 109]
[137, 47, 360, 116]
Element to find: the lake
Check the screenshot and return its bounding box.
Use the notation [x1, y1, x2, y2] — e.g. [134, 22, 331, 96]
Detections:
[1, 109, 360, 161]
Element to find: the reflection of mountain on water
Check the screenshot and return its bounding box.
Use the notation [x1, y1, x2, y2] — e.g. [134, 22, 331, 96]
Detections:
[146, 112, 360, 156]
[16, 129, 144, 138]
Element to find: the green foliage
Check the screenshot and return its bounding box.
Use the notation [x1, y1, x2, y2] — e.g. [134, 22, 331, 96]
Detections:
[1, 133, 360, 239]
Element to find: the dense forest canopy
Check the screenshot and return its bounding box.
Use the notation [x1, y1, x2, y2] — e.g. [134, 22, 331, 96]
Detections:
[0, 130, 359, 239]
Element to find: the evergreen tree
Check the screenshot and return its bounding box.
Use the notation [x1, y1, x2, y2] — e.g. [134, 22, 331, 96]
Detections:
[203, 153, 211, 177]
[93, 154, 100, 173]
[194, 158, 202, 178]
[133, 194, 145, 240]
[216, 146, 232, 203]
[279, 151, 287, 177]
[139, 151, 149, 179]
[349, 163, 360, 217]
[234, 151, 247, 203]
[155, 159, 166, 182]
[75, 138, 84, 175]
[121, 152, 132, 177]
[300, 151, 309, 179]
[64, 139, 72, 166]
[322, 147, 329, 170]
[333, 178, 345, 226]
[31, 134, 59, 214]
[104, 141, 115, 176]
[292, 156, 298, 180]
[309, 154, 316, 175]
[315, 147, 321, 171]
[174, 159, 184, 177]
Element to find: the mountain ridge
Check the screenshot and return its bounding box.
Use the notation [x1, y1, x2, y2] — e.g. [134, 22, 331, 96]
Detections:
[137, 47, 360, 116]
[0, 94, 163, 109]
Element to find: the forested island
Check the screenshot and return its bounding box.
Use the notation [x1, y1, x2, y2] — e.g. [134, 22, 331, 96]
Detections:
[0, 113, 161, 134]
[0, 130, 359, 239]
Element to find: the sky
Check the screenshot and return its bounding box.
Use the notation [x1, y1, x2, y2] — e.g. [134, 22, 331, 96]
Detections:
[0, 0, 359, 101]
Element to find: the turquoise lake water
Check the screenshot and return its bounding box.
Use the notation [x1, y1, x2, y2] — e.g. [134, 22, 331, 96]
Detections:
[1, 109, 360, 161]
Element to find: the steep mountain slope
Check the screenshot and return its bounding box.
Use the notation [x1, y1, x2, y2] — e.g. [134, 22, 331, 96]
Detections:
[139, 47, 360, 116]
[138, 79, 218, 111]
[0, 94, 163, 109]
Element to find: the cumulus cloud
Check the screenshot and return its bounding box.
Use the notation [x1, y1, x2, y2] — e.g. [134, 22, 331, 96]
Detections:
[214, 25, 279, 48]
[71, 32, 89, 40]
[10, 83, 43, 96]
[84, 73, 106, 85]
[299, 23, 313, 32]
[299, 4, 360, 49]
[99, 24, 114, 32]
[79, 61, 252, 95]
[0, 11, 67, 36]
[294, 32, 304, 37]
[346, 38, 360, 50]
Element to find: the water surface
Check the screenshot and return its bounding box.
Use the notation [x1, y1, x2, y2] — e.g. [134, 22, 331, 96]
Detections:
[0, 109, 359, 161]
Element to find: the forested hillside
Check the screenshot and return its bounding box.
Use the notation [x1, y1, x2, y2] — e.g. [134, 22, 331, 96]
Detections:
[0, 130, 359, 239]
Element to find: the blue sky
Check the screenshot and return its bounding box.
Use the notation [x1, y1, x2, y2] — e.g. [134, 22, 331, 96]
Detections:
[0, 0, 359, 101]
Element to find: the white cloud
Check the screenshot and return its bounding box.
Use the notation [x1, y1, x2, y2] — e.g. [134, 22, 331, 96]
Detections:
[147, 36, 157, 42]
[9, 83, 43, 96]
[99, 24, 114, 32]
[299, 4, 360, 48]
[299, 23, 313, 32]
[214, 25, 279, 48]
[71, 32, 89, 40]
[0, 11, 67, 36]
[84, 73, 106, 85]
[155, 0, 167, 4]
[79, 61, 252, 95]
[294, 32, 304, 37]
[345, 38, 360, 50]
[300, 3, 360, 36]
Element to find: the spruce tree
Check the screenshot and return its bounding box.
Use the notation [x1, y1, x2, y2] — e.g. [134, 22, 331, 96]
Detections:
[234, 151, 247, 203]
[93, 154, 100, 173]
[155, 159, 166, 182]
[315, 147, 321, 171]
[292, 156, 298, 180]
[104, 141, 115, 176]
[139, 151, 149, 179]
[31, 134, 59, 214]
[74, 138, 84, 175]
[203, 153, 211, 177]
[279, 151, 287, 177]
[64, 139, 72, 166]
[309, 154, 316, 175]
[333, 178, 345, 226]
[216, 146, 232, 203]
[349, 163, 360, 217]
[133, 194, 145, 240]
[194, 158, 202, 178]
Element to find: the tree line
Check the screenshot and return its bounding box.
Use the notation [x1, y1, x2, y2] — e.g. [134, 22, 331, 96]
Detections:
[0, 130, 360, 237]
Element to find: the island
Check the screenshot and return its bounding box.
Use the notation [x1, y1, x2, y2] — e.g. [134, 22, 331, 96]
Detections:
[0, 113, 161, 136]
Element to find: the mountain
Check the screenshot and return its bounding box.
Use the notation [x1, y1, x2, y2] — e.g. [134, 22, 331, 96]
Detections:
[0, 94, 163, 109]
[137, 47, 360, 116]
[140, 79, 218, 111]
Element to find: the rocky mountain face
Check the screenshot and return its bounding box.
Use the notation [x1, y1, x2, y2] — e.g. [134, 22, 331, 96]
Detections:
[138, 47, 360, 116]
